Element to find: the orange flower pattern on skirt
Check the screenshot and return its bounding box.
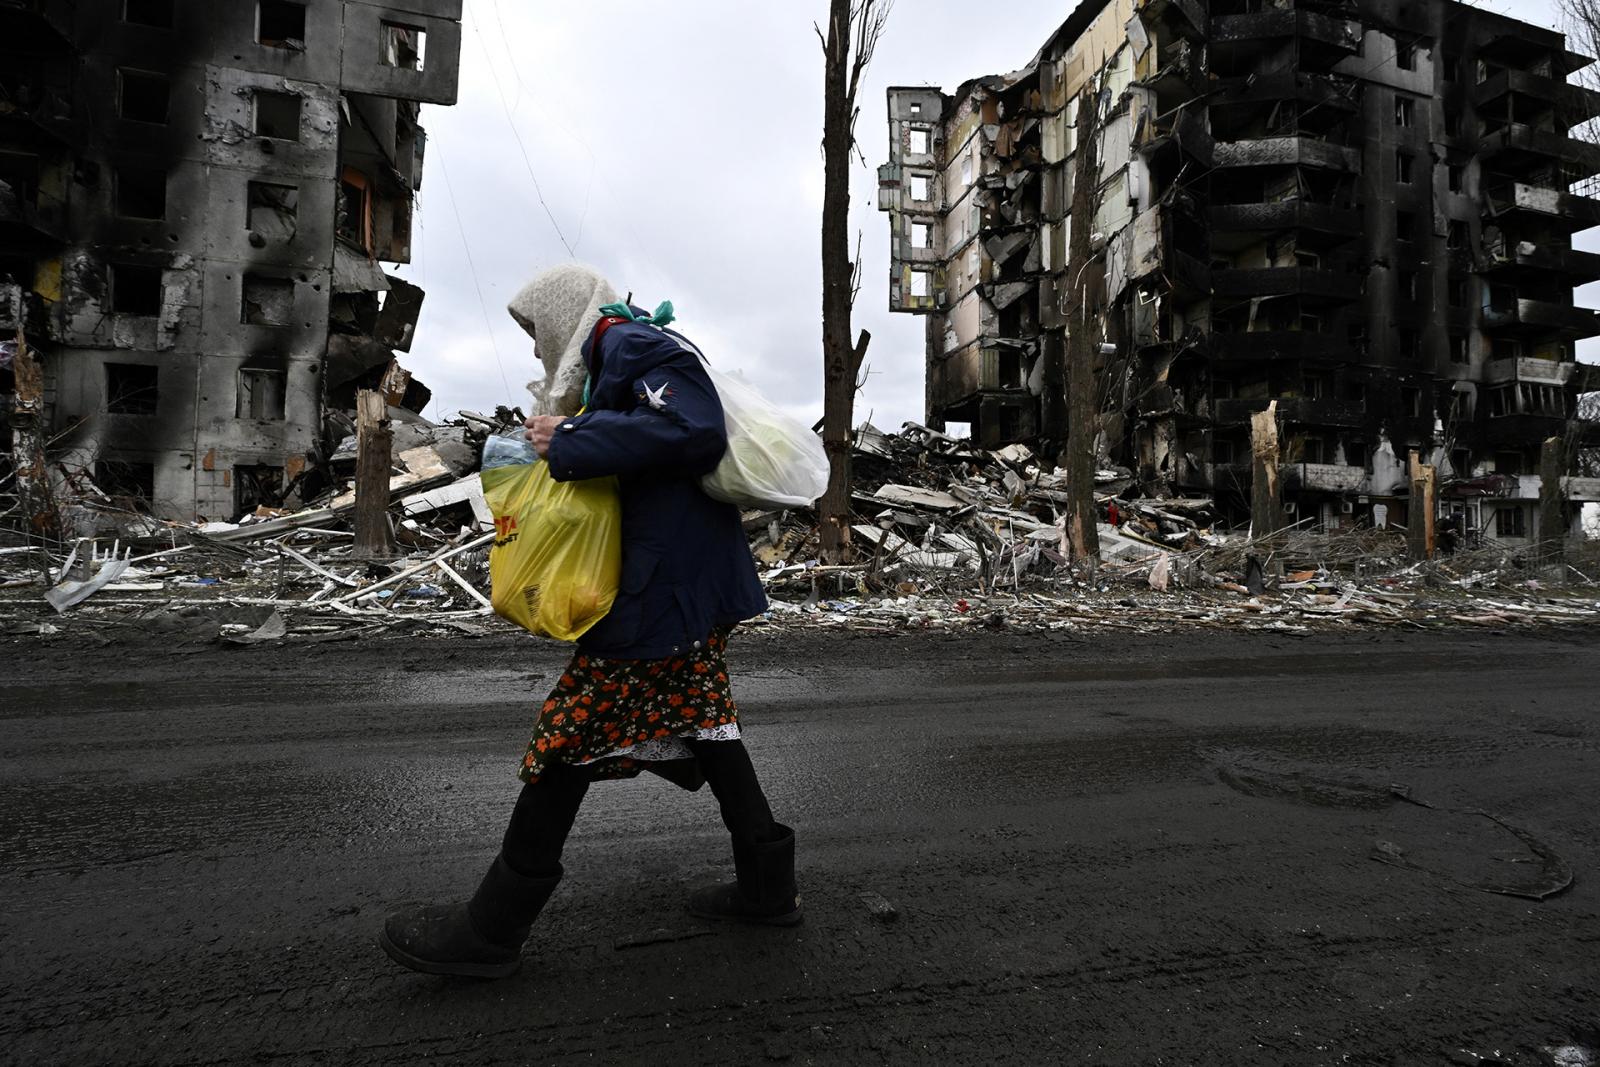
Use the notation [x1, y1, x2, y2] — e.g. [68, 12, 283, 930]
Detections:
[519, 630, 739, 785]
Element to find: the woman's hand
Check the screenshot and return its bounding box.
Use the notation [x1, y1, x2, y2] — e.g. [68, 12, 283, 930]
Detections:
[523, 415, 564, 458]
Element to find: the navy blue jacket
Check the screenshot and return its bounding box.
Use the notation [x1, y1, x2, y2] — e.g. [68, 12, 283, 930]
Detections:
[544, 317, 768, 659]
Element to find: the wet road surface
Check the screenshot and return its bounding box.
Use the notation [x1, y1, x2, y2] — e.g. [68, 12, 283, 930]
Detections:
[2, 628, 1598, 1065]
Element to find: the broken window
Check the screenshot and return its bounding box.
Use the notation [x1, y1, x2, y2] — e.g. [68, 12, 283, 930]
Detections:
[237, 367, 287, 420]
[241, 274, 294, 326]
[1400, 384, 1422, 414]
[104, 363, 159, 414]
[910, 221, 932, 249]
[234, 464, 284, 517]
[908, 127, 929, 155]
[1450, 334, 1468, 363]
[380, 21, 426, 71]
[1394, 96, 1415, 127]
[122, 0, 173, 27]
[1302, 437, 1326, 464]
[1448, 278, 1467, 307]
[111, 264, 162, 315]
[257, 1, 306, 48]
[254, 90, 301, 141]
[1396, 41, 1416, 71]
[1399, 269, 1417, 300]
[247, 181, 298, 241]
[1395, 151, 1415, 184]
[1302, 373, 1328, 398]
[114, 166, 166, 220]
[1495, 506, 1526, 538]
[909, 102, 922, 116]
[1347, 441, 1369, 467]
[118, 69, 170, 124]
[909, 173, 931, 202]
[909, 270, 932, 298]
[96, 460, 155, 510]
[1447, 164, 1464, 193]
[336, 168, 371, 251]
[1396, 209, 1415, 242]
[1445, 113, 1460, 138]
[1488, 384, 1515, 417]
[1345, 380, 1368, 402]
[1443, 54, 1459, 82]
[1399, 331, 1420, 361]
[1447, 220, 1468, 249]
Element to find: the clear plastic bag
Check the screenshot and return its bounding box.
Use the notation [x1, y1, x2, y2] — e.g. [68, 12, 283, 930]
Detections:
[699, 365, 830, 509]
[479, 459, 621, 641]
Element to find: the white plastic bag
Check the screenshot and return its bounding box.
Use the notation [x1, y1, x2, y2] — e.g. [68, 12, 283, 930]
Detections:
[697, 364, 830, 509]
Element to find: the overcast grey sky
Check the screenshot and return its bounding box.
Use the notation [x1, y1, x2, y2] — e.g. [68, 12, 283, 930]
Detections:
[396, 0, 1582, 430]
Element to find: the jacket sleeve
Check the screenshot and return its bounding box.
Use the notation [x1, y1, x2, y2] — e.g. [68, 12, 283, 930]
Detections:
[544, 359, 727, 482]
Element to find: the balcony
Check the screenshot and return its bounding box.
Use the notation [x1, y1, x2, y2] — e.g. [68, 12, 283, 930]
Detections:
[1210, 9, 1361, 64]
[1480, 123, 1600, 181]
[1209, 201, 1362, 242]
[1481, 238, 1600, 282]
[0, 186, 67, 245]
[1213, 396, 1366, 428]
[1149, 38, 1207, 106]
[1213, 136, 1359, 173]
[1211, 71, 1359, 124]
[1212, 266, 1362, 302]
[1285, 462, 1367, 493]
[1482, 297, 1600, 338]
[1476, 69, 1600, 129]
[1138, 0, 1208, 40]
[1484, 356, 1579, 385]
[1206, 330, 1349, 364]
[1483, 182, 1600, 233]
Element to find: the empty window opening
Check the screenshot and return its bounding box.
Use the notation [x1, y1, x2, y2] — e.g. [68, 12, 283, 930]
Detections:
[96, 460, 155, 510]
[111, 264, 163, 315]
[1447, 164, 1464, 192]
[1450, 334, 1468, 363]
[381, 22, 426, 71]
[909, 101, 922, 116]
[1445, 113, 1460, 138]
[254, 90, 301, 140]
[910, 221, 932, 249]
[1449, 278, 1467, 307]
[1447, 220, 1468, 249]
[1399, 331, 1420, 361]
[118, 69, 170, 124]
[1399, 269, 1417, 300]
[1396, 209, 1415, 241]
[1396, 40, 1417, 71]
[235, 464, 284, 517]
[114, 166, 166, 220]
[1443, 55, 1459, 82]
[909, 173, 931, 202]
[237, 367, 287, 420]
[1400, 383, 1422, 414]
[1345, 381, 1368, 403]
[105, 363, 159, 414]
[336, 168, 371, 252]
[909, 270, 932, 298]
[1394, 96, 1415, 127]
[241, 274, 294, 326]
[908, 127, 930, 155]
[1495, 506, 1526, 538]
[1395, 151, 1415, 183]
[247, 181, 298, 241]
[257, 1, 306, 48]
[122, 0, 173, 27]
[1347, 441, 1370, 467]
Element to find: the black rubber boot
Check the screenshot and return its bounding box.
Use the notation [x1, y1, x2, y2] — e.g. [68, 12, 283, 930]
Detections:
[689, 824, 802, 926]
[379, 856, 561, 978]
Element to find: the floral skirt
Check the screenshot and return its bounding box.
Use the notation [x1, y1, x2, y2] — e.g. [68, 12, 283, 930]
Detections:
[518, 629, 740, 789]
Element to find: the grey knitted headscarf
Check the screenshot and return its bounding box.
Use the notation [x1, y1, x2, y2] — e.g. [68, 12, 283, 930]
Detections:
[508, 263, 620, 416]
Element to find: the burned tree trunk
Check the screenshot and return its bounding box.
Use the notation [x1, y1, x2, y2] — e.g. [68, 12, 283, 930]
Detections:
[1250, 402, 1281, 541]
[818, 0, 889, 565]
[353, 388, 394, 558]
[8, 330, 60, 550]
[1406, 449, 1436, 561]
[1063, 88, 1101, 563]
[1538, 435, 1567, 565]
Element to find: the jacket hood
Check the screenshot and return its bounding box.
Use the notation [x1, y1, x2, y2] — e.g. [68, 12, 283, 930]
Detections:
[507, 263, 619, 416]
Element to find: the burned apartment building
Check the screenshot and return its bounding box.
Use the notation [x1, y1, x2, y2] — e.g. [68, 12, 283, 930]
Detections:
[0, 0, 459, 521]
[880, 0, 1600, 544]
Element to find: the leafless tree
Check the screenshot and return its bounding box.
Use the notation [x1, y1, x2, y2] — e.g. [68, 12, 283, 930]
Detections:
[817, 0, 892, 564]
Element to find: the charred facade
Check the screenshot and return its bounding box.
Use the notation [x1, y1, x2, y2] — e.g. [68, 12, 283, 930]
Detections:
[0, 0, 460, 521]
[880, 0, 1600, 545]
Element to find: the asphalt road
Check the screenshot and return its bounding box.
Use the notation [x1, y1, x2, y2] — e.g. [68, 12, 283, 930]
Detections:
[2, 627, 1598, 1066]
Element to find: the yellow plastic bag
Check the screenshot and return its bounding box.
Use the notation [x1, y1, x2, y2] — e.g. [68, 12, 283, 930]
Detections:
[480, 460, 621, 641]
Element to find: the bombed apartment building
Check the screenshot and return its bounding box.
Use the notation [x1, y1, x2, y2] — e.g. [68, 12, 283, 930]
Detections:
[880, 0, 1600, 545]
[0, 0, 459, 521]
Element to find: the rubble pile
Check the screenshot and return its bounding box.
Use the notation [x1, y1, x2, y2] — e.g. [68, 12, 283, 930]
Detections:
[3, 419, 1598, 643]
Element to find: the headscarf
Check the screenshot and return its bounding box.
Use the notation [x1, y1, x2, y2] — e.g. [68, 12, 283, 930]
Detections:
[507, 263, 620, 416]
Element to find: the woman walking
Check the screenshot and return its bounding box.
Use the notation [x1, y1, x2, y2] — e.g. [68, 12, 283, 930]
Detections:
[380, 264, 798, 979]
